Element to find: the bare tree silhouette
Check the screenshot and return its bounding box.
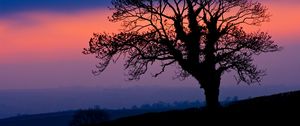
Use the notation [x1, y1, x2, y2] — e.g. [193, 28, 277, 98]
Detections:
[84, 0, 281, 109]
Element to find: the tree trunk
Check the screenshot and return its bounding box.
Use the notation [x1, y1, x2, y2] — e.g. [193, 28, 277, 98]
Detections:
[204, 84, 220, 110]
[188, 63, 221, 110]
[201, 75, 221, 110]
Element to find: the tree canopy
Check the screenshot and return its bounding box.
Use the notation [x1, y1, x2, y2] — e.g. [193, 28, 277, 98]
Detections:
[84, 0, 281, 108]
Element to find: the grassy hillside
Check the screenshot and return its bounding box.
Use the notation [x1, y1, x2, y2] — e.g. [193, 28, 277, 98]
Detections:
[0, 108, 175, 126]
[101, 90, 300, 125]
[0, 111, 75, 126]
[1, 90, 300, 126]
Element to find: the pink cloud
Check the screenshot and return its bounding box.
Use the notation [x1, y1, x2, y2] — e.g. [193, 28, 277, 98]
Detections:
[260, 2, 300, 40]
[0, 9, 120, 64]
[0, 1, 299, 90]
[0, 2, 299, 64]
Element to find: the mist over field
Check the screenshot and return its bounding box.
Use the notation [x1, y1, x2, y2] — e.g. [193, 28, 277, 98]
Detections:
[0, 83, 299, 119]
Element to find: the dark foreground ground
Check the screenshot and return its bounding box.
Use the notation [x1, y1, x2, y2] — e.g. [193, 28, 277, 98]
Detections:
[1, 90, 300, 126]
[100, 90, 300, 125]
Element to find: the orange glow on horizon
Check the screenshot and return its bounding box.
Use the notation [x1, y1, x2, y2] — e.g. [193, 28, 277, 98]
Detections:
[0, 9, 120, 63]
[259, 2, 300, 40]
[0, 2, 299, 63]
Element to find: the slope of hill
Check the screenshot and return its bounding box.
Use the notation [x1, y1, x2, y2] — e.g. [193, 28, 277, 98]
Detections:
[0, 109, 145, 126]
[1, 90, 300, 126]
[0, 99, 205, 126]
[0, 111, 75, 126]
[0, 108, 183, 126]
[102, 90, 300, 125]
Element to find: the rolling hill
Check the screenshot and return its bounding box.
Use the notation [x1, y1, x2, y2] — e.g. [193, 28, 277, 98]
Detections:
[102, 90, 300, 125]
[1, 90, 300, 126]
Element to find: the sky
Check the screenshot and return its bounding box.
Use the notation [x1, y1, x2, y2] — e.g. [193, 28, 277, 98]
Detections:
[0, 0, 300, 114]
[0, 0, 300, 88]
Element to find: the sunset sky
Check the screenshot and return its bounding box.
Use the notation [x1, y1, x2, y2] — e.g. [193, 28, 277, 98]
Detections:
[0, 0, 300, 92]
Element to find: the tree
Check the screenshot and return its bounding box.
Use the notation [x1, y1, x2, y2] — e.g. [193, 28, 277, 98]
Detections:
[84, 0, 281, 109]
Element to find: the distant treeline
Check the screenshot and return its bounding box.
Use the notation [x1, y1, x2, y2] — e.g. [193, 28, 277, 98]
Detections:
[117, 96, 239, 110]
